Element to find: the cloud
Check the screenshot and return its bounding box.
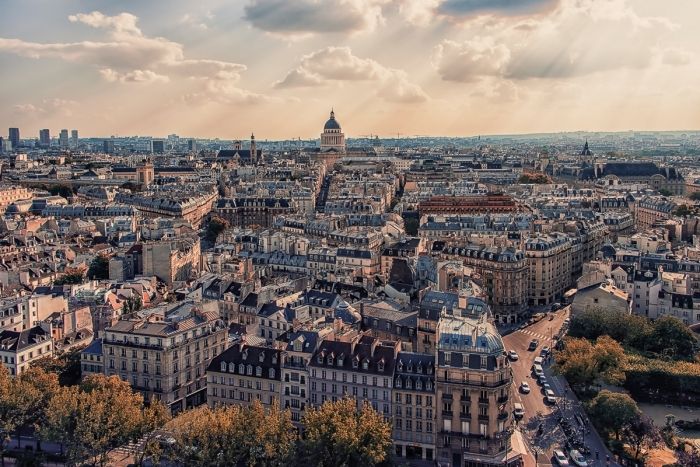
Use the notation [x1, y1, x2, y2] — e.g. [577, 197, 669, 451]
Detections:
[179, 11, 214, 30]
[432, 0, 687, 82]
[661, 48, 692, 66]
[432, 39, 510, 82]
[0, 11, 248, 83]
[12, 98, 78, 116]
[244, 0, 387, 36]
[275, 46, 428, 102]
[100, 68, 170, 84]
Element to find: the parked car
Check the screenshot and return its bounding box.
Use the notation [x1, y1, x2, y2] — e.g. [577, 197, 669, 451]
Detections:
[540, 346, 551, 357]
[551, 302, 562, 311]
[542, 382, 552, 393]
[508, 350, 519, 361]
[569, 449, 588, 467]
[545, 389, 557, 404]
[553, 449, 570, 466]
[520, 382, 531, 394]
[528, 339, 539, 350]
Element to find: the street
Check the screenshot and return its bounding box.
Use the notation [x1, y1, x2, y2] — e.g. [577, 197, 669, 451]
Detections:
[503, 308, 621, 467]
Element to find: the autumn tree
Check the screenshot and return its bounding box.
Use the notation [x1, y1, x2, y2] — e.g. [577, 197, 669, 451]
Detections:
[299, 397, 392, 467]
[588, 390, 640, 441]
[16, 367, 60, 450]
[591, 335, 627, 385]
[553, 338, 598, 388]
[41, 374, 165, 467]
[133, 402, 171, 467]
[167, 400, 295, 467]
[622, 416, 662, 461]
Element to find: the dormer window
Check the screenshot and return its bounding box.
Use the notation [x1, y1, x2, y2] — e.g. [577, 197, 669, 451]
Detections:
[247, 364, 253, 375]
[317, 353, 324, 364]
[427, 381, 433, 390]
[220, 361, 226, 372]
[417, 363, 423, 374]
[398, 361, 404, 372]
[352, 357, 359, 369]
[272, 354, 278, 365]
[327, 355, 334, 365]
[395, 377, 402, 388]
[228, 362, 235, 373]
[407, 363, 413, 373]
[362, 359, 369, 370]
[242, 349, 248, 360]
[337, 356, 344, 366]
[239, 364, 244, 374]
[378, 360, 385, 372]
[259, 352, 265, 363]
[269, 368, 275, 378]
[256, 366, 262, 377]
[417, 380, 423, 390]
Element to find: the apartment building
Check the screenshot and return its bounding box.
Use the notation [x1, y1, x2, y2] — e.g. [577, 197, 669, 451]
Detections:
[635, 196, 676, 231]
[206, 343, 282, 410]
[308, 334, 399, 418]
[435, 313, 517, 467]
[525, 233, 573, 307]
[103, 308, 227, 413]
[0, 324, 53, 376]
[393, 352, 436, 462]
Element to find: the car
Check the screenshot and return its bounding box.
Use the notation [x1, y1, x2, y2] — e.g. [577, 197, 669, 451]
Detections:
[569, 449, 588, 467]
[542, 383, 552, 393]
[508, 350, 519, 361]
[532, 364, 544, 377]
[545, 389, 557, 404]
[520, 382, 531, 394]
[552, 302, 562, 311]
[538, 374, 547, 385]
[540, 346, 551, 357]
[553, 449, 570, 466]
[528, 339, 539, 350]
[513, 403, 525, 418]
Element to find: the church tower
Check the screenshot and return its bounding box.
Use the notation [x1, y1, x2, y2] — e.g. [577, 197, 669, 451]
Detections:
[250, 133, 258, 164]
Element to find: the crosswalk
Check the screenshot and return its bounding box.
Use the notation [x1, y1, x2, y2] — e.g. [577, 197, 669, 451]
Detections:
[517, 328, 550, 341]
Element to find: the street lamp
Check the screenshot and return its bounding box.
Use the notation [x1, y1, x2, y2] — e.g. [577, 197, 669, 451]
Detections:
[497, 427, 516, 466]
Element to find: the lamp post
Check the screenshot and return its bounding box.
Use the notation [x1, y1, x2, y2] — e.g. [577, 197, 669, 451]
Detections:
[498, 427, 516, 466]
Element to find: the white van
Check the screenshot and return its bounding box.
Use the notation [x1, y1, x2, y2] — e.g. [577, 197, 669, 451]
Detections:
[532, 364, 544, 377]
[513, 403, 525, 418]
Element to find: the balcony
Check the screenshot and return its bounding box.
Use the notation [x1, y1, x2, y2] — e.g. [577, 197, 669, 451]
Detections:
[497, 394, 509, 404]
[459, 412, 471, 420]
[498, 412, 509, 420]
[437, 377, 509, 389]
[478, 415, 489, 422]
[478, 397, 489, 404]
[442, 410, 453, 417]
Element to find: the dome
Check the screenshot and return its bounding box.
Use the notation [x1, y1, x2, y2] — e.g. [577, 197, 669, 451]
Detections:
[323, 110, 341, 130]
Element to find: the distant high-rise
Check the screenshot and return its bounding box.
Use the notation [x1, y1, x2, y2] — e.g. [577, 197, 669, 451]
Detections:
[0, 137, 4, 154]
[8, 128, 19, 149]
[103, 139, 115, 154]
[59, 129, 69, 149]
[39, 129, 51, 147]
[151, 139, 165, 154]
[71, 130, 78, 148]
[188, 139, 197, 152]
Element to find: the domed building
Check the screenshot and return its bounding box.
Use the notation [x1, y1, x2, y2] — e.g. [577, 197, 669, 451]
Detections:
[320, 109, 346, 154]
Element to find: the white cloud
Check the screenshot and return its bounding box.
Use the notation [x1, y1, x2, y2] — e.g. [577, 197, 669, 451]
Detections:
[431, 0, 688, 82]
[661, 48, 692, 66]
[12, 98, 78, 116]
[0, 11, 248, 83]
[275, 46, 428, 102]
[99, 68, 170, 84]
[244, 0, 387, 36]
[179, 12, 214, 30]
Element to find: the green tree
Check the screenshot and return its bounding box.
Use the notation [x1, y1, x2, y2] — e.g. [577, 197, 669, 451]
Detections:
[674, 205, 695, 217]
[646, 316, 697, 361]
[589, 390, 640, 440]
[404, 218, 419, 236]
[205, 216, 229, 242]
[55, 268, 85, 285]
[658, 188, 673, 197]
[87, 255, 110, 280]
[299, 397, 392, 467]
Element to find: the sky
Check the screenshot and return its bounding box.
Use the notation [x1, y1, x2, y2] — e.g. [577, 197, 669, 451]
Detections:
[1, 0, 699, 140]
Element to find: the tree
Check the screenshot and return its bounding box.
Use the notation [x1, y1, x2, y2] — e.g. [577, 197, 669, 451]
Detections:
[167, 401, 295, 467]
[553, 338, 599, 388]
[589, 390, 640, 440]
[87, 255, 110, 280]
[299, 397, 392, 467]
[31, 348, 82, 386]
[41, 374, 162, 467]
[689, 192, 700, 201]
[592, 335, 627, 385]
[659, 188, 673, 197]
[54, 268, 85, 285]
[404, 217, 419, 236]
[622, 416, 662, 461]
[205, 216, 229, 242]
[132, 402, 171, 467]
[16, 367, 60, 450]
[646, 316, 697, 361]
[674, 205, 695, 217]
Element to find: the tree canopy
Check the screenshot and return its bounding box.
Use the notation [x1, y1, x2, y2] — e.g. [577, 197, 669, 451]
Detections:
[588, 390, 640, 440]
[554, 336, 626, 388]
[299, 397, 393, 467]
[87, 254, 110, 280]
